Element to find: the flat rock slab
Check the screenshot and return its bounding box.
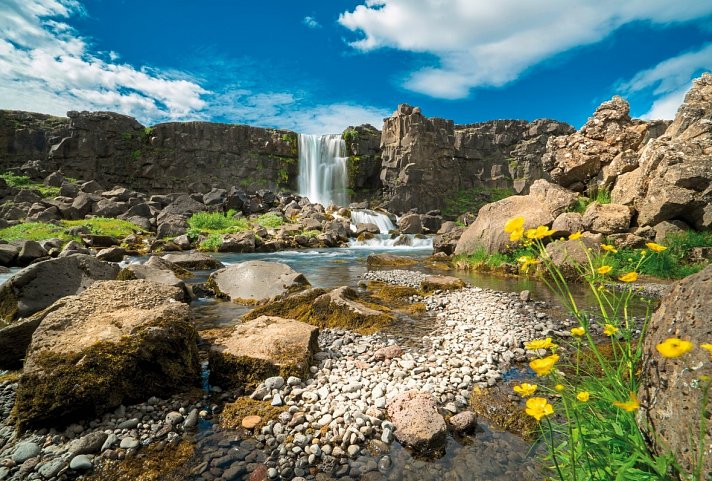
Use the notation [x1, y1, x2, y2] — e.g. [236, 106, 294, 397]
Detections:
[14, 280, 200, 430]
[209, 315, 318, 390]
[419, 275, 465, 293]
[161, 252, 224, 270]
[208, 260, 310, 304]
[0, 254, 119, 323]
[387, 390, 447, 453]
[366, 254, 417, 267]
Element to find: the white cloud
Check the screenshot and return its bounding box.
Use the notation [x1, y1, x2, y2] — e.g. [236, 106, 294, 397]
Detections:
[0, 0, 209, 122]
[339, 0, 712, 99]
[0, 0, 388, 133]
[619, 43, 712, 119]
[303, 16, 321, 29]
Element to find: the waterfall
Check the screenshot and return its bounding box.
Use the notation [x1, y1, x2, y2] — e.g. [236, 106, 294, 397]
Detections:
[349, 209, 433, 249]
[297, 134, 349, 207]
[350, 209, 395, 234]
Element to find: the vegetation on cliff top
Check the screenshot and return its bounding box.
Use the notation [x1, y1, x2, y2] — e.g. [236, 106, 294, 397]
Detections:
[0, 172, 60, 198]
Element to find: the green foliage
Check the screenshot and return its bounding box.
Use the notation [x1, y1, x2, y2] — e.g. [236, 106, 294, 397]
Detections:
[1, 172, 60, 198]
[198, 234, 223, 252]
[256, 213, 284, 228]
[121, 132, 133, 141]
[302, 230, 321, 239]
[142, 127, 154, 139]
[442, 186, 515, 218]
[570, 189, 611, 214]
[0, 222, 66, 242]
[342, 128, 359, 144]
[0, 218, 142, 243]
[607, 230, 712, 279]
[187, 211, 248, 235]
[130, 150, 141, 159]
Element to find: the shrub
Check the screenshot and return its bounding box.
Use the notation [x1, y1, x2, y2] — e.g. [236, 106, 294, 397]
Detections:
[256, 213, 284, 229]
[187, 211, 248, 234]
[198, 234, 223, 252]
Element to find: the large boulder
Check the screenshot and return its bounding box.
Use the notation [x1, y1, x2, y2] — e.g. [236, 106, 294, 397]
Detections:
[397, 214, 422, 234]
[208, 261, 310, 303]
[117, 264, 190, 300]
[208, 316, 319, 389]
[454, 179, 577, 255]
[581, 202, 632, 234]
[611, 73, 712, 229]
[638, 265, 712, 475]
[14, 280, 200, 430]
[386, 391, 447, 453]
[0, 255, 119, 323]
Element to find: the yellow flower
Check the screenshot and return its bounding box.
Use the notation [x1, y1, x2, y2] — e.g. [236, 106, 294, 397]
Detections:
[646, 242, 667, 253]
[601, 244, 618, 254]
[513, 383, 538, 397]
[603, 324, 618, 336]
[525, 338, 556, 351]
[655, 338, 694, 358]
[613, 392, 640, 412]
[571, 327, 585, 337]
[701, 343, 712, 359]
[510, 227, 524, 242]
[526, 225, 555, 240]
[529, 354, 560, 376]
[569, 231, 582, 240]
[597, 265, 612, 275]
[504, 216, 525, 233]
[555, 384, 565, 391]
[618, 272, 638, 283]
[525, 397, 554, 421]
[576, 391, 590, 402]
[640, 249, 647, 256]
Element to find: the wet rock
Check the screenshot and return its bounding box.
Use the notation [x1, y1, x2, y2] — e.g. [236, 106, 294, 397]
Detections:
[69, 454, 93, 470]
[14, 280, 200, 430]
[366, 254, 417, 267]
[161, 252, 224, 270]
[386, 391, 447, 453]
[67, 431, 108, 455]
[208, 261, 310, 303]
[449, 411, 477, 433]
[12, 441, 41, 463]
[96, 246, 126, 262]
[209, 316, 318, 389]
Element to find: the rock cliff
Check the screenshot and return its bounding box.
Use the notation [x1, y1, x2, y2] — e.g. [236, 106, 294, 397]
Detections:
[379, 104, 573, 213]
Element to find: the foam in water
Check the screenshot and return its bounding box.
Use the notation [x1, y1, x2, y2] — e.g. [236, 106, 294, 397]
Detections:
[297, 134, 348, 207]
[349, 209, 433, 249]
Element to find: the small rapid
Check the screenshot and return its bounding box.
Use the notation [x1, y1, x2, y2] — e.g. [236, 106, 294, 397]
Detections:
[349, 209, 434, 249]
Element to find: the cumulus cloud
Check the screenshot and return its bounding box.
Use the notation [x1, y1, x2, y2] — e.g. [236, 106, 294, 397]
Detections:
[303, 16, 321, 29]
[338, 0, 712, 99]
[0, 0, 208, 122]
[620, 43, 712, 119]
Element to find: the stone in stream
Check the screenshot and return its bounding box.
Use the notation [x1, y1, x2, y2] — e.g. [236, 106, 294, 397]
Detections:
[13, 280, 200, 430]
[366, 253, 417, 267]
[207, 260, 310, 303]
[161, 252, 224, 270]
[449, 411, 477, 433]
[0, 254, 119, 323]
[117, 264, 191, 301]
[208, 315, 319, 389]
[386, 390, 447, 453]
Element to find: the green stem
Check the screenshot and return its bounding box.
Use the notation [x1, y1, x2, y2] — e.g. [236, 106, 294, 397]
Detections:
[546, 417, 566, 481]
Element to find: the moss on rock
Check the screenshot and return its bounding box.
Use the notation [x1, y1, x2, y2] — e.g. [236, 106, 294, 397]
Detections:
[469, 386, 538, 440]
[220, 397, 286, 431]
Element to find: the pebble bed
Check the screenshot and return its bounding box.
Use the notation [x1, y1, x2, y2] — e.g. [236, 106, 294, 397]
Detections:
[0, 269, 569, 481]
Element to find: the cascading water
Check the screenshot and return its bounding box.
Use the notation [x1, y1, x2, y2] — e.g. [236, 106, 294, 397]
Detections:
[349, 209, 433, 249]
[297, 134, 349, 207]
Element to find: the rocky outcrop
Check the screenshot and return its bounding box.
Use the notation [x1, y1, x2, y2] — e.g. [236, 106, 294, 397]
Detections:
[454, 179, 577, 254]
[208, 315, 319, 389]
[343, 125, 383, 199]
[379, 104, 573, 213]
[543, 96, 668, 190]
[386, 390, 447, 453]
[611, 73, 712, 229]
[0, 111, 69, 172]
[14, 280, 200, 429]
[0, 254, 119, 323]
[208, 261, 310, 303]
[638, 265, 712, 475]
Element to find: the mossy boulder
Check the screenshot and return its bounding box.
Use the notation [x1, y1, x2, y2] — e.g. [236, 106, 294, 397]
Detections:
[220, 397, 286, 431]
[469, 386, 537, 440]
[207, 260, 310, 304]
[208, 315, 318, 390]
[366, 253, 418, 267]
[243, 286, 393, 333]
[14, 280, 200, 430]
[0, 254, 119, 324]
[419, 275, 465, 293]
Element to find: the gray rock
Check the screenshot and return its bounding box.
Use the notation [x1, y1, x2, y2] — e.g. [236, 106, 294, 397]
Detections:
[67, 431, 108, 455]
[207, 261, 310, 303]
[182, 409, 199, 430]
[69, 454, 93, 470]
[119, 437, 139, 449]
[117, 418, 140, 430]
[37, 458, 65, 478]
[12, 441, 41, 463]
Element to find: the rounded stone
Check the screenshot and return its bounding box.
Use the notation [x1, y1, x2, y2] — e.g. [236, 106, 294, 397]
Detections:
[242, 415, 262, 429]
[69, 454, 93, 470]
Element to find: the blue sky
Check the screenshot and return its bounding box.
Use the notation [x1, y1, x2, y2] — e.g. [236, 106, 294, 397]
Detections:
[1, 1, 711, 133]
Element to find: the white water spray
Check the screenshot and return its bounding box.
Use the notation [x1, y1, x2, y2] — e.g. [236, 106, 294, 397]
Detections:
[297, 134, 349, 207]
[349, 209, 433, 249]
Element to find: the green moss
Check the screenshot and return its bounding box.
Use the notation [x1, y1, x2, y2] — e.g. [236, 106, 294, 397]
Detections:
[0, 370, 21, 384]
[120, 132, 133, 141]
[0, 222, 66, 241]
[91, 441, 195, 481]
[0, 172, 60, 197]
[14, 316, 200, 431]
[187, 211, 248, 236]
[63, 217, 143, 238]
[220, 397, 286, 431]
[469, 386, 538, 440]
[256, 213, 284, 228]
[198, 234, 223, 252]
[130, 149, 141, 159]
[208, 352, 279, 391]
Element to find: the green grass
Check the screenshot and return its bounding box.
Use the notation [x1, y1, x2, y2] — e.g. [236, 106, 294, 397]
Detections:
[455, 246, 518, 270]
[0, 218, 143, 243]
[607, 230, 712, 279]
[570, 188, 611, 214]
[302, 230, 321, 239]
[442, 186, 515, 218]
[187, 210, 248, 235]
[198, 234, 223, 252]
[0, 172, 60, 198]
[256, 213, 284, 229]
